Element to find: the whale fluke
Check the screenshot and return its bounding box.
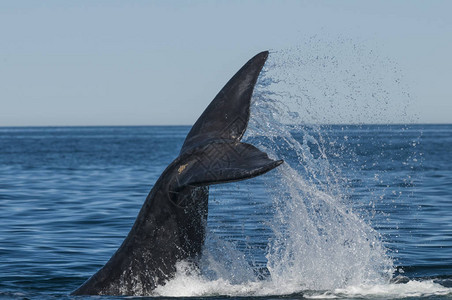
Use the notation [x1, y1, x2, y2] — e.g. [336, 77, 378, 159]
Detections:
[72, 51, 283, 296]
[174, 141, 283, 189]
[181, 51, 269, 153]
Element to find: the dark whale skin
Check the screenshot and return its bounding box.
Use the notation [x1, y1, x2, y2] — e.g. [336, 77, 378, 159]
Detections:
[72, 51, 283, 296]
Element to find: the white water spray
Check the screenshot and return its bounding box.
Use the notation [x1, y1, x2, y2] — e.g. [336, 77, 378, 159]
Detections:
[244, 44, 395, 291]
[153, 41, 451, 298]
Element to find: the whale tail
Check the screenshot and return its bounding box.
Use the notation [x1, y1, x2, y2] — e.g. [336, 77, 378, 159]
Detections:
[176, 51, 282, 188]
[71, 51, 283, 296]
[181, 51, 269, 153]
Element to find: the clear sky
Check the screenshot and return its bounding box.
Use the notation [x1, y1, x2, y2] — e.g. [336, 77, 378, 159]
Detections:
[1, 1, 451, 126]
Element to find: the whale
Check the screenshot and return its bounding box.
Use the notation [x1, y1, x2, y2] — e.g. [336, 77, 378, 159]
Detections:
[72, 51, 283, 296]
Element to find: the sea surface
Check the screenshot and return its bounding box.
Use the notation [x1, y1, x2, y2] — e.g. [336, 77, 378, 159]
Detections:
[0, 124, 451, 299]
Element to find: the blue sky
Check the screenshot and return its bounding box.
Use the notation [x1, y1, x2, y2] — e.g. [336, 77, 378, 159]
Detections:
[1, 1, 451, 126]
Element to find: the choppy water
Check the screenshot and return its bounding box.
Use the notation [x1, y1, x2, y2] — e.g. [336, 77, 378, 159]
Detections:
[0, 124, 451, 299]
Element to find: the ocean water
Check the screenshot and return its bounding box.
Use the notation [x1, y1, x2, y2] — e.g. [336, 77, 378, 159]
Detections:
[0, 124, 451, 299]
[1, 46, 451, 299]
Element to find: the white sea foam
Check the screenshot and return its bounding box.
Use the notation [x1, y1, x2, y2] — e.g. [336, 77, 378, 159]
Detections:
[306, 280, 452, 298]
[154, 267, 452, 298]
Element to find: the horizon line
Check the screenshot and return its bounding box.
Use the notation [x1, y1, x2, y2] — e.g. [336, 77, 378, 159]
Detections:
[1, 122, 451, 128]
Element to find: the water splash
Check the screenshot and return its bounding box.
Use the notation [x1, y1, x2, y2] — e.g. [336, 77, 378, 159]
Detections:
[244, 44, 396, 291]
[152, 41, 446, 297]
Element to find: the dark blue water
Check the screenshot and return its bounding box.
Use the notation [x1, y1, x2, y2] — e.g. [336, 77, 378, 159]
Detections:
[0, 125, 451, 299]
